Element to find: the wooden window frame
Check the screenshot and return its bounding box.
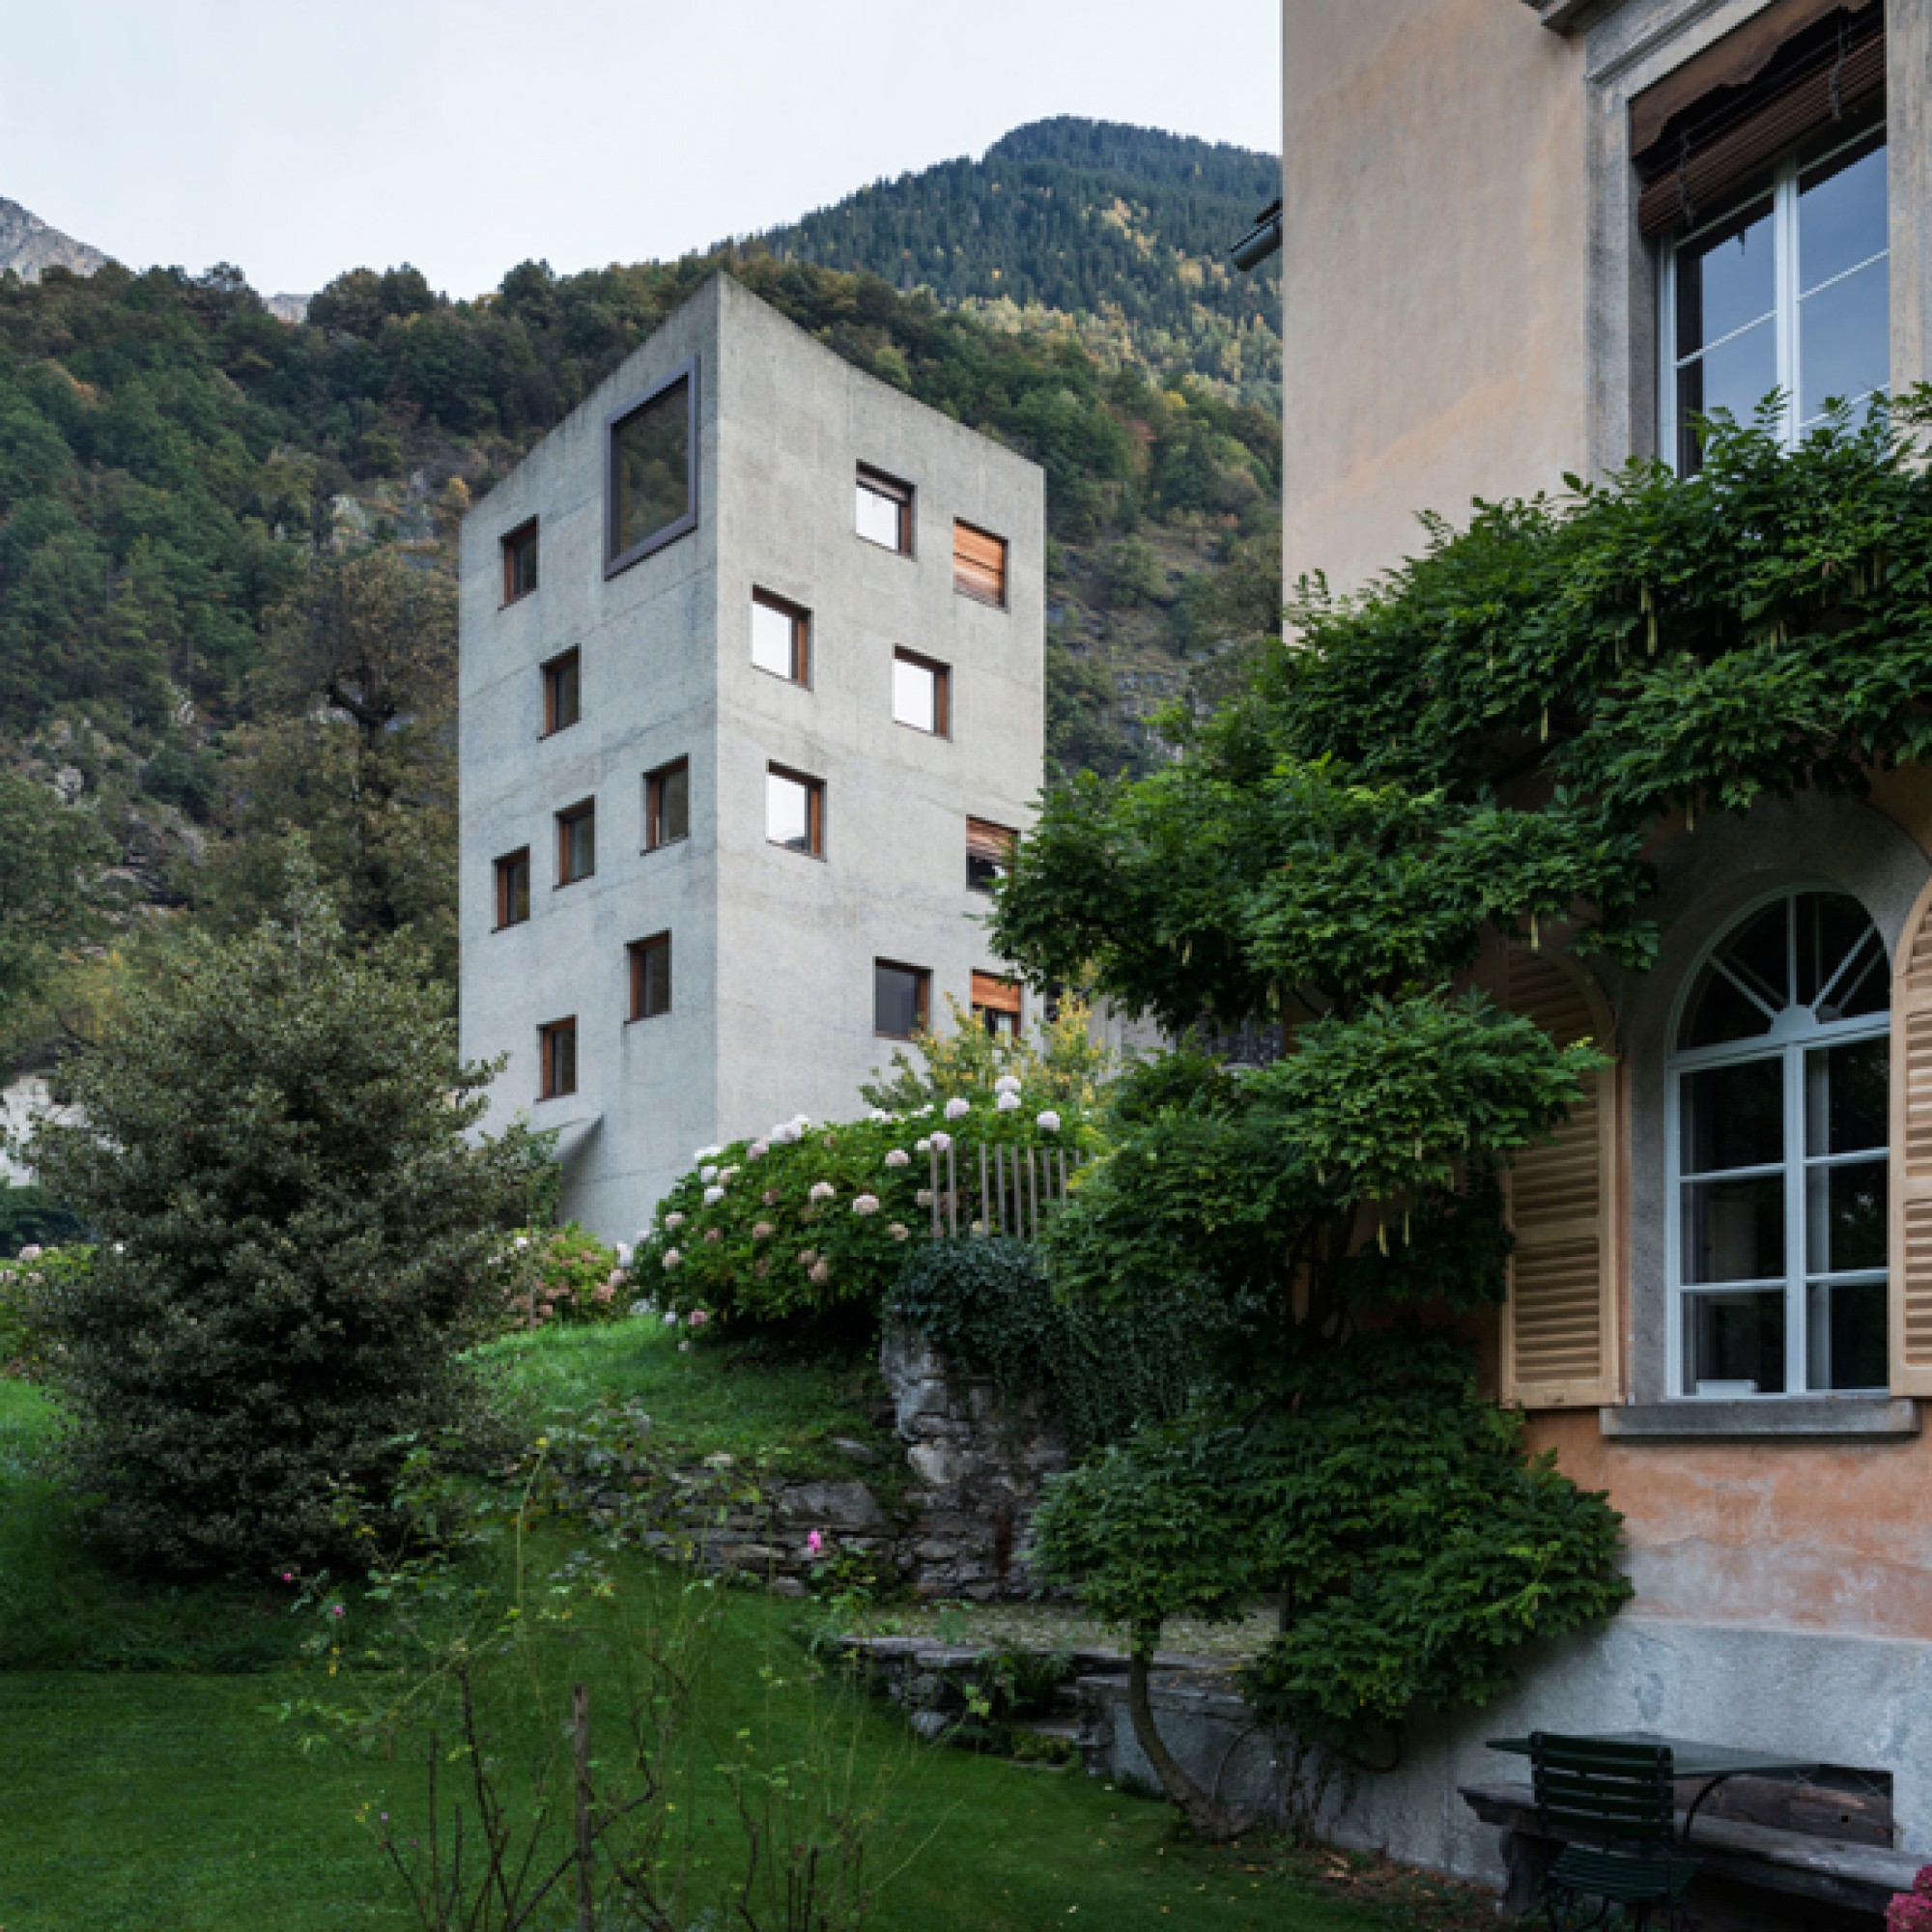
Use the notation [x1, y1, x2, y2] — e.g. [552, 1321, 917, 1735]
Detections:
[541, 647, 582, 737]
[501, 518, 539, 605]
[856, 464, 915, 557]
[966, 817, 1017, 895]
[628, 932, 673, 1022]
[892, 647, 951, 737]
[644, 757, 690, 852]
[494, 847, 531, 930]
[952, 520, 1009, 610]
[537, 1017, 578, 1100]
[604, 360, 699, 578]
[972, 969, 1022, 1037]
[766, 763, 825, 859]
[874, 958, 931, 1040]
[751, 588, 811, 686]
[555, 798, 596, 887]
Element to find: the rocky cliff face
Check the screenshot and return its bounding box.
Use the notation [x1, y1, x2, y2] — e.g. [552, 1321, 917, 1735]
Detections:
[0, 199, 107, 281]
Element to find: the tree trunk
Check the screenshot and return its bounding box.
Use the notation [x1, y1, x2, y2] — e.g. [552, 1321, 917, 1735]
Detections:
[1125, 1626, 1256, 1842]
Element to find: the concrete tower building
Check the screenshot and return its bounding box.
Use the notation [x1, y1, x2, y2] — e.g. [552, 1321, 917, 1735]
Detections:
[458, 274, 1046, 1241]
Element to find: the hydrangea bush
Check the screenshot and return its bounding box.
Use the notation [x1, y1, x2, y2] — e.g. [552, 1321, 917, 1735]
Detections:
[495, 1222, 630, 1330]
[635, 1077, 1096, 1331]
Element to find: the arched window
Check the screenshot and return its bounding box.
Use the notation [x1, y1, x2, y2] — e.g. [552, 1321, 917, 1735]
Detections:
[1669, 890, 1889, 1398]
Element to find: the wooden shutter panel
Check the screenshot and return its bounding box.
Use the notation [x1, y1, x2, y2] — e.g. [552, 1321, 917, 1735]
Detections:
[953, 522, 1008, 607]
[971, 970, 1022, 1016]
[1502, 952, 1621, 1408]
[1889, 877, 1932, 1397]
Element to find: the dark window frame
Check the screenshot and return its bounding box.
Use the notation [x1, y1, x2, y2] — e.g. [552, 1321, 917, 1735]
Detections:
[892, 646, 951, 737]
[628, 931, 673, 1022]
[766, 763, 826, 859]
[644, 757, 691, 852]
[541, 647, 582, 737]
[494, 847, 531, 930]
[501, 518, 540, 605]
[856, 463, 915, 557]
[604, 359, 699, 579]
[556, 798, 597, 887]
[538, 1016, 578, 1099]
[751, 587, 812, 685]
[874, 958, 932, 1040]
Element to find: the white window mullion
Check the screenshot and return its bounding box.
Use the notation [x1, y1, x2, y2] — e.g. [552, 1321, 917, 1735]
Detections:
[1665, 1065, 1686, 1398]
[1784, 1039, 1809, 1393]
[1774, 159, 1803, 449]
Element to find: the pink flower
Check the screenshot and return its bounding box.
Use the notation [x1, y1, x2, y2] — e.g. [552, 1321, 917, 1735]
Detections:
[689, 1310, 710, 1328]
[807, 1530, 825, 1557]
[930, 1132, 952, 1153]
[662, 1249, 682, 1270]
[281, 1571, 294, 1582]
[809, 1260, 831, 1286]
[593, 1284, 615, 1303]
[703, 1227, 722, 1243]
[665, 1212, 686, 1231]
[753, 1221, 774, 1240]
[329, 1605, 345, 1618]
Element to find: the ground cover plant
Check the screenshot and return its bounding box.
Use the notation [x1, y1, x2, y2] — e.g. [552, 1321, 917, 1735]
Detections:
[990, 405, 1932, 1835]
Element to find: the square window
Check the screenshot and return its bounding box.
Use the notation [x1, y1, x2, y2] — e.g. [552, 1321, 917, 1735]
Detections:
[542, 648, 581, 736]
[966, 817, 1016, 894]
[751, 590, 810, 683]
[856, 464, 913, 554]
[538, 1017, 578, 1099]
[875, 959, 930, 1039]
[972, 969, 1022, 1038]
[556, 800, 596, 886]
[494, 847, 530, 929]
[766, 765, 825, 856]
[607, 368, 696, 573]
[893, 649, 949, 735]
[953, 521, 1008, 608]
[629, 933, 672, 1021]
[645, 758, 690, 850]
[502, 519, 539, 604]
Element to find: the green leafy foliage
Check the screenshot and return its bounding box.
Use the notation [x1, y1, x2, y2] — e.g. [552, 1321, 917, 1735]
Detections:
[0, 768, 114, 1011]
[860, 991, 1119, 1114]
[890, 1237, 1205, 1453]
[18, 862, 543, 1577]
[0, 1181, 86, 1261]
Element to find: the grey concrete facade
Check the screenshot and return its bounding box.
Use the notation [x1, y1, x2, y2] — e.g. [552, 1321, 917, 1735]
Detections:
[459, 275, 1044, 1240]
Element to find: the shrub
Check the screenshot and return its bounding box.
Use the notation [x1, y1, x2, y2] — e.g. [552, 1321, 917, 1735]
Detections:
[0, 1243, 88, 1376]
[634, 1088, 1097, 1337]
[20, 866, 545, 1577]
[0, 1181, 86, 1259]
[496, 1222, 628, 1330]
[889, 1237, 1205, 1452]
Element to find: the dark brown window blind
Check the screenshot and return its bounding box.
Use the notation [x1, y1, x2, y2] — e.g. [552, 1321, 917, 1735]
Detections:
[1633, 0, 1884, 237]
[953, 522, 1009, 607]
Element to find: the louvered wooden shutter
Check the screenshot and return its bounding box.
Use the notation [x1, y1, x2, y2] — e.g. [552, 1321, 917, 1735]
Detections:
[1502, 952, 1621, 1408]
[971, 970, 1022, 1016]
[1889, 878, 1932, 1397]
[953, 522, 1008, 607]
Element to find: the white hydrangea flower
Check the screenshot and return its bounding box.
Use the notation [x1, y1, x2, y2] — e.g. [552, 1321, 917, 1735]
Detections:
[917, 1189, 933, 1208]
[810, 1180, 837, 1203]
[615, 1242, 634, 1264]
[703, 1185, 724, 1206]
[1037, 1110, 1063, 1133]
[662, 1255, 682, 1275]
[915, 1137, 931, 1155]
[852, 1194, 880, 1216]
[665, 1211, 686, 1230]
[700, 1165, 719, 1183]
[930, 1131, 952, 1153]
[695, 1146, 723, 1161]
[867, 1108, 890, 1123]
[885, 1149, 911, 1169]
[995, 1092, 1021, 1113]
[721, 1165, 740, 1180]
[994, 1074, 1022, 1096]
[748, 1140, 769, 1160]
[944, 1097, 972, 1120]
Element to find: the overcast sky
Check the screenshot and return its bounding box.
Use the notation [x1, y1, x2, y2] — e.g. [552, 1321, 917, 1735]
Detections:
[1, 1, 1280, 299]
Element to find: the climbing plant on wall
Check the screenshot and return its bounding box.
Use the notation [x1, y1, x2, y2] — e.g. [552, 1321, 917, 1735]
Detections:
[996, 400, 1932, 1835]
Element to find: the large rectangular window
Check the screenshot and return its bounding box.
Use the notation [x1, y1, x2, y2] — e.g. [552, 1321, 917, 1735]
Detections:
[972, 969, 1022, 1039]
[556, 800, 596, 886]
[1662, 117, 1888, 473]
[629, 933, 672, 1021]
[541, 648, 581, 736]
[494, 848, 530, 929]
[875, 959, 930, 1040]
[953, 521, 1008, 608]
[644, 758, 689, 851]
[502, 519, 539, 604]
[966, 817, 1016, 894]
[751, 589, 810, 684]
[538, 1017, 578, 1099]
[766, 765, 824, 857]
[892, 648, 950, 736]
[607, 367, 696, 573]
[856, 464, 913, 554]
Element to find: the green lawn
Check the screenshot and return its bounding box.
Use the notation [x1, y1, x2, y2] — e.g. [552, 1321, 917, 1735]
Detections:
[0, 1330, 1493, 1932]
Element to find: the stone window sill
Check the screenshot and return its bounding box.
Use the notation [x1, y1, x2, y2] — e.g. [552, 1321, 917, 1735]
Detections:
[1599, 1398, 1920, 1443]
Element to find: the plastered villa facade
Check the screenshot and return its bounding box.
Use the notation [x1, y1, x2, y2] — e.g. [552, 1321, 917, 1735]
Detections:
[1279, 0, 1932, 1886]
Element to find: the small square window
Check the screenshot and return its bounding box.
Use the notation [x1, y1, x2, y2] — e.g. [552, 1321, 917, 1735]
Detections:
[556, 800, 596, 886]
[751, 589, 810, 684]
[966, 818, 1016, 894]
[972, 970, 1022, 1039]
[542, 648, 581, 736]
[766, 765, 825, 857]
[953, 522, 1008, 608]
[856, 465, 913, 554]
[607, 368, 696, 573]
[893, 649, 949, 736]
[494, 847, 531, 929]
[538, 1017, 578, 1099]
[645, 758, 690, 851]
[502, 519, 539, 604]
[875, 959, 930, 1039]
[629, 932, 672, 1021]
